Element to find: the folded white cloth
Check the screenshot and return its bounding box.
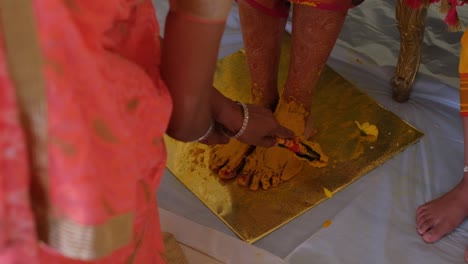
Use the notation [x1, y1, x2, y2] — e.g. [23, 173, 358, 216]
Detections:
[159, 208, 288, 264]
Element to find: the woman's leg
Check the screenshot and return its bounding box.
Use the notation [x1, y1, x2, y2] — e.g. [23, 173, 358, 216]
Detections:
[239, 4, 348, 190]
[237, 0, 288, 109]
[279, 4, 347, 138]
[210, 0, 288, 179]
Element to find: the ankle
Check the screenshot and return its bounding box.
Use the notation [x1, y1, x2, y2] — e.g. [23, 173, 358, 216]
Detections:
[280, 95, 311, 113]
[281, 86, 314, 111]
[252, 95, 278, 111]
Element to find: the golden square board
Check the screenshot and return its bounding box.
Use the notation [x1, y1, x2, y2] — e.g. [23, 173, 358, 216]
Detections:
[165, 36, 424, 243]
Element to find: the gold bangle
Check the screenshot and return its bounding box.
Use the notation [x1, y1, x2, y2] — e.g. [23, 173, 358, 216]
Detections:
[232, 102, 249, 139]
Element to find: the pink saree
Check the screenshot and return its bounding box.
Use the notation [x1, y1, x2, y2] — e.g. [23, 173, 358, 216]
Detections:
[0, 0, 171, 263]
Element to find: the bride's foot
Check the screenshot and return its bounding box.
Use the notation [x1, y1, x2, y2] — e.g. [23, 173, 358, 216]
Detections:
[416, 178, 468, 243]
[210, 140, 254, 179]
[238, 146, 303, 190]
[237, 98, 327, 190]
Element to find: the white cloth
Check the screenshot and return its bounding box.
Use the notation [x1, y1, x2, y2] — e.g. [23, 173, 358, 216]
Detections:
[159, 208, 287, 264]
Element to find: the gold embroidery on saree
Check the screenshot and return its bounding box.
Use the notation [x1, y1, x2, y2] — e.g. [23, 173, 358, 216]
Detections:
[49, 213, 134, 260]
[92, 118, 120, 143]
[0, 0, 50, 244]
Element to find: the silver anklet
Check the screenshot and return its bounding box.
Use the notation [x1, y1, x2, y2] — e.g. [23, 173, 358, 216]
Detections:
[232, 102, 249, 139]
[464, 165, 468, 173]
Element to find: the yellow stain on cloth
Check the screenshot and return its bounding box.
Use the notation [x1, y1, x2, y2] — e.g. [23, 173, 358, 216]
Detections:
[355, 121, 378, 138]
[322, 219, 332, 228]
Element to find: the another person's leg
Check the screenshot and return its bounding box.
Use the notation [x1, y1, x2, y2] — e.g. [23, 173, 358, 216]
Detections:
[416, 28, 468, 262]
[416, 118, 468, 261]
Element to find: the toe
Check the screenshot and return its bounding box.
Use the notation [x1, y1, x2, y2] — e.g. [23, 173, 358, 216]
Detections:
[416, 211, 431, 229]
[260, 170, 272, 190]
[271, 172, 280, 187]
[237, 155, 257, 187]
[214, 144, 252, 179]
[209, 155, 225, 172]
[422, 230, 436, 243]
[249, 172, 261, 191]
[209, 146, 229, 172]
[217, 155, 243, 179]
[417, 218, 435, 235]
[218, 159, 242, 179]
[218, 168, 238, 179]
[209, 161, 224, 173]
[416, 204, 428, 216]
[422, 222, 445, 243]
[237, 170, 253, 187]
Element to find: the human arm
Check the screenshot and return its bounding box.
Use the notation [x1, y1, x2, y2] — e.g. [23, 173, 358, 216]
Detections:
[203, 88, 294, 146]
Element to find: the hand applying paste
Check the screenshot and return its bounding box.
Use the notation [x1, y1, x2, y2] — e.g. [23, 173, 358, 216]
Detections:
[236, 99, 328, 191]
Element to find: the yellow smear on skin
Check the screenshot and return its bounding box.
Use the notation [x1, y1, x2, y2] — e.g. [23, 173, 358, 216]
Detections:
[210, 140, 250, 179]
[275, 99, 308, 135]
[238, 98, 327, 190]
[251, 83, 265, 104]
[267, 148, 303, 183]
[275, 99, 329, 167]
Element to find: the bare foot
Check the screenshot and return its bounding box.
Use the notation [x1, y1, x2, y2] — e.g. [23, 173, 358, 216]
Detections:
[237, 99, 327, 190]
[416, 178, 468, 243]
[238, 145, 304, 190]
[210, 140, 254, 179]
[210, 98, 326, 188]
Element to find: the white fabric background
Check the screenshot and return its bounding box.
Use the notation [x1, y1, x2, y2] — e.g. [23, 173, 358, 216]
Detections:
[154, 1, 468, 263]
